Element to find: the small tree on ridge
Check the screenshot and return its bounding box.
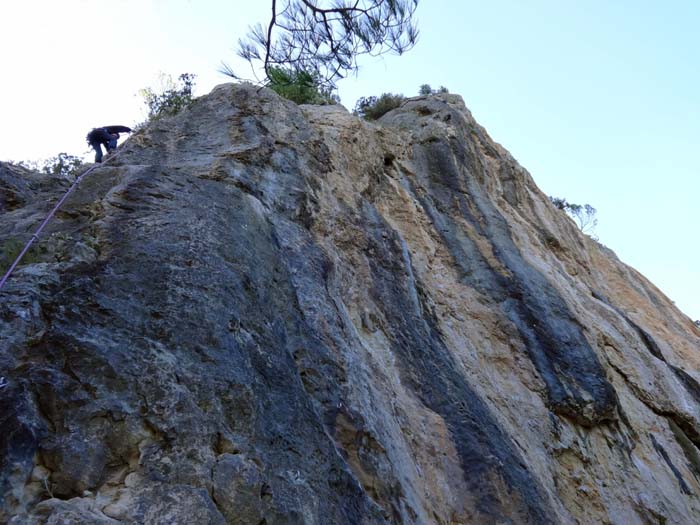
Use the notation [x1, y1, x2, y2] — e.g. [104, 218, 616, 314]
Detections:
[550, 196, 598, 237]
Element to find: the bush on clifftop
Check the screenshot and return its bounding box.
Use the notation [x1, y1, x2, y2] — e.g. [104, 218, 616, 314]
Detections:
[267, 67, 339, 105]
[140, 73, 196, 120]
[353, 93, 405, 120]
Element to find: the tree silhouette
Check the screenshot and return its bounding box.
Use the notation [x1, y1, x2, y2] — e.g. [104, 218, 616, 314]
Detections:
[226, 0, 419, 89]
[550, 196, 598, 237]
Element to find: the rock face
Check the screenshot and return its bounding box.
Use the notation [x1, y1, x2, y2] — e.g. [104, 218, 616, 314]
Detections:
[1, 83, 699, 524]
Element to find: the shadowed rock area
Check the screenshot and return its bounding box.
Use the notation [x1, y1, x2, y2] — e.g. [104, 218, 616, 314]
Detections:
[1, 83, 699, 524]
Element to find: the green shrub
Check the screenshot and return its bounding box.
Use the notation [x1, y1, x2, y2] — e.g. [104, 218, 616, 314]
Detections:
[40, 153, 84, 177]
[353, 93, 405, 120]
[419, 84, 449, 95]
[140, 73, 196, 119]
[12, 153, 84, 178]
[267, 67, 338, 105]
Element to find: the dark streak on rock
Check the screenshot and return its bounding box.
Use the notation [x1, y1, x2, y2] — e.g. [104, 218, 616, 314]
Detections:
[650, 433, 694, 496]
[669, 365, 700, 407]
[668, 420, 700, 483]
[627, 317, 666, 362]
[363, 203, 557, 524]
[593, 290, 700, 449]
[397, 135, 617, 426]
[0, 384, 46, 514]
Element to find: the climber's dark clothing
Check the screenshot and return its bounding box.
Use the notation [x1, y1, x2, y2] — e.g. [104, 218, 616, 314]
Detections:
[86, 127, 117, 163]
[86, 126, 132, 163]
[103, 125, 132, 134]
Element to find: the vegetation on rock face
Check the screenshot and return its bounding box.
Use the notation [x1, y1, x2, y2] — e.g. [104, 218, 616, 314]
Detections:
[419, 84, 449, 95]
[0, 238, 42, 274]
[354, 93, 405, 120]
[550, 196, 598, 237]
[224, 0, 419, 90]
[11, 153, 84, 179]
[267, 67, 339, 105]
[139, 73, 196, 120]
[353, 84, 450, 120]
[37, 153, 84, 178]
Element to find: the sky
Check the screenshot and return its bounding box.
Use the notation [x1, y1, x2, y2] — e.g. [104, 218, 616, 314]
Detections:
[0, 0, 697, 320]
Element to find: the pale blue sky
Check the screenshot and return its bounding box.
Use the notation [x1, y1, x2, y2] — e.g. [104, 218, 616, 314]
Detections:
[0, 1, 697, 319]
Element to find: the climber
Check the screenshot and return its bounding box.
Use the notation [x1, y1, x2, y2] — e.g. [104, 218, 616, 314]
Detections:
[86, 125, 132, 163]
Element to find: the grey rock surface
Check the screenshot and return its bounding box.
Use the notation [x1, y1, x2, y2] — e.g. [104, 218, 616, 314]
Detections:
[1, 83, 699, 524]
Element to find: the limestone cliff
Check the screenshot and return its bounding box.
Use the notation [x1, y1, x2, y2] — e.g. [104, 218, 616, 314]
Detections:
[1, 83, 699, 524]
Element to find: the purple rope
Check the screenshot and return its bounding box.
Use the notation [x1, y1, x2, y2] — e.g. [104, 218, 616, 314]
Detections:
[0, 153, 119, 292]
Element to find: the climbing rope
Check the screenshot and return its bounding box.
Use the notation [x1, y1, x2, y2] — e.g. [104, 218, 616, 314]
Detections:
[0, 151, 121, 292]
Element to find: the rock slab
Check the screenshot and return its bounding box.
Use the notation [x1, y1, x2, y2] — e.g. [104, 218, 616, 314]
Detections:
[1, 84, 699, 524]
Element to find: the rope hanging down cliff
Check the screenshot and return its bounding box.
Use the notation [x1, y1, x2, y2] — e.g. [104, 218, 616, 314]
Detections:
[0, 151, 122, 292]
